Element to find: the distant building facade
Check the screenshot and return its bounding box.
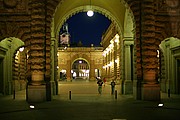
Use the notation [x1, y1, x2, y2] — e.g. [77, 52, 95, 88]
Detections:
[57, 47, 103, 81]
[101, 23, 134, 94]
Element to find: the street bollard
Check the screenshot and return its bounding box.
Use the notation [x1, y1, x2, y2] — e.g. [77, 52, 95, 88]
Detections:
[69, 91, 71, 100]
[13, 90, 15, 99]
[168, 89, 170, 98]
[115, 90, 117, 99]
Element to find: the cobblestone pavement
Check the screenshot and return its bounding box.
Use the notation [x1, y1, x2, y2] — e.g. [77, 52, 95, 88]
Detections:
[0, 80, 180, 120]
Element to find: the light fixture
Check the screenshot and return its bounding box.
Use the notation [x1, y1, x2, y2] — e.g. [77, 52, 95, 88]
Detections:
[19, 47, 24, 52]
[30, 105, 35, 109]
[87, 0, 94, 17]
[158, 103, 164, 107]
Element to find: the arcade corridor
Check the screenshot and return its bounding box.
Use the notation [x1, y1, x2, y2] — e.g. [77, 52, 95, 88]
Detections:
[0, 0, 180, 104]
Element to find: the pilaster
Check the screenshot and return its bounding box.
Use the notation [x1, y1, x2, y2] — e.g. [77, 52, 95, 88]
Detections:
[123, 39, 134, 94]
[90, 60, 95, 80]
[66, 60, 71, 81]
[51, 37, 58, 95]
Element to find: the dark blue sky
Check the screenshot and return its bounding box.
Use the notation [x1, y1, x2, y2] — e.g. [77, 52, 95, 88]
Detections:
[64, 12, 111, 47]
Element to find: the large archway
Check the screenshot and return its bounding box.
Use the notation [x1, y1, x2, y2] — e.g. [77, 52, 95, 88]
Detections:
[0, 37, 25, 95]
[51, 0, 135, 96]
[159, 37, 180, 94]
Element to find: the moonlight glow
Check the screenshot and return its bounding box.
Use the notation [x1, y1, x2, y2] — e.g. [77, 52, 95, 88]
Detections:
[87, 10, 94, 17]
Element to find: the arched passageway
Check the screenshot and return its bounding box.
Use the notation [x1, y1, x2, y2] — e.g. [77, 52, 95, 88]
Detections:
[0, 37, 25, 95]
[159, 37, 180, 94]
[52, 0, 135, 98]
[72, 59, 90, 80]
[1, 0, 179, 102]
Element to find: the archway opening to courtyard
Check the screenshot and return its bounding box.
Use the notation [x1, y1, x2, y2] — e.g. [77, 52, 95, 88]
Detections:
[57, 11, 111, 82]
[72, 59, 89, 80]
[0, 37, 25, 95]
[53, 0, 135, 96]
[159, 37, 180, 95]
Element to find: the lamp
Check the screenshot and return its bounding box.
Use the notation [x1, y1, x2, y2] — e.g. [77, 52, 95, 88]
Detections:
[87, 0, 94, 17]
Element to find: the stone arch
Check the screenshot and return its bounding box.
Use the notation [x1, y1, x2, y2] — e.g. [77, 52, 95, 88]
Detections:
[54, 5, 123, 38]
[52, 0, 136, 41]
[0, 37, 25, 95]
[159, 37, 180, 94]
[51, 0, 136, 73]
[51, 0, 136, 92]
[71, 57, 90, 80]
[71, 54, 90, 68]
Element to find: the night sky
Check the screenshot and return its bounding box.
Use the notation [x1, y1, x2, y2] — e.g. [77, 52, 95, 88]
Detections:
[64, 12, 111, 47]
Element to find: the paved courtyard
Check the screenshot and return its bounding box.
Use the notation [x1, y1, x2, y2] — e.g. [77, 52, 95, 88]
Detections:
[0, 80, 180, 120]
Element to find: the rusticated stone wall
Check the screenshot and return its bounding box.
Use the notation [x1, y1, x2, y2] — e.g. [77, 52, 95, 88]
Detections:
[0, 0, 31, 43]
[0, 0, 60, 83]
[28, 0, 60, 82]
[126, 0, 180, 81]
[29, 0, 46, 81]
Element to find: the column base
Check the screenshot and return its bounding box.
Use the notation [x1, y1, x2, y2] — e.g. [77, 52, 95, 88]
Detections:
[123, 80, 133, 94]
[27, 84, 46, 103]
[133, 80, 141, 100]
[50, 81, 58, 95]
[118, 79, 123, 94]
[90, 77, 95, 81]
[141, 83, 160, 101]
[66, 77, 71, 81]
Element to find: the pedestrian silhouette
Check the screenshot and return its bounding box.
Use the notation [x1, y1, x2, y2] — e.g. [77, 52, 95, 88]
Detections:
[110, 80, 116, 94]
[97, 78, 103, 94]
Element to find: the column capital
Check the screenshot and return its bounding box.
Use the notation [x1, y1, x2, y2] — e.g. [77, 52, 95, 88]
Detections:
[124, 40, 134, 46]
[123, 37, 133, 41]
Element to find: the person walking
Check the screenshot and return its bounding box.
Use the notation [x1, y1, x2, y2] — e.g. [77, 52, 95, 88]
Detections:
[97, 79, 103, 94]
[110, 80, 116, 95]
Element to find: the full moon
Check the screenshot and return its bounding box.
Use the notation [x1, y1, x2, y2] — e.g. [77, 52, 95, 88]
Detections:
[87, 10, 94, 17]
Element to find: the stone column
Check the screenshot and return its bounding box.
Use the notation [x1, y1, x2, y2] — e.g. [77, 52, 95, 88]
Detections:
[123, 40, 133, 94]
[140, 0, 160, 101]
[50, 17, 58, 95]
[66, 60, 71, 81]
[51, 37, 58, 95]
[27, 0, 48, 102]
[90, 60, 95, 80]
[8, 40, 13, 95]
[164, 40, 171, 93]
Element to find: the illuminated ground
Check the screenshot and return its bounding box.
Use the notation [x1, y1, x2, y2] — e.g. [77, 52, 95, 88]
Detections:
[0, 80, 180, 120]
